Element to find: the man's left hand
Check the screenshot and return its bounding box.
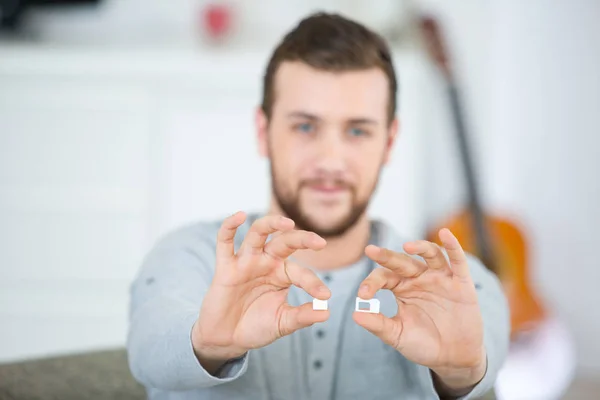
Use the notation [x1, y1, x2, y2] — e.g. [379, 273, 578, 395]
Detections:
[353, 228, 487, 394]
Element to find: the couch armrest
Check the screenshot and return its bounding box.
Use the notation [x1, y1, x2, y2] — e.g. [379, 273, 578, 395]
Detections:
[0, 348, 145, 400]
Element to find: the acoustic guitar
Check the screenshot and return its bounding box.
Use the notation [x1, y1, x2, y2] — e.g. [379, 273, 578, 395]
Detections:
[418, 16, 546, 337]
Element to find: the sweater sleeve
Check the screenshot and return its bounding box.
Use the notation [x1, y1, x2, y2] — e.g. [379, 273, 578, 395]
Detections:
[126, 229, 250, 391]
[427, 254, 511, 399]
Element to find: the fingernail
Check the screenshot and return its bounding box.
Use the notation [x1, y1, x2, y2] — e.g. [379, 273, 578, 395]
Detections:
[360, 284, 369, 293]
[319, 286, 329, 294]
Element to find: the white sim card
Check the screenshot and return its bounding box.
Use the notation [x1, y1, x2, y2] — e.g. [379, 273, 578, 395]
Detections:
[355, 297, 380, 313]
[312, 298, 328, 311]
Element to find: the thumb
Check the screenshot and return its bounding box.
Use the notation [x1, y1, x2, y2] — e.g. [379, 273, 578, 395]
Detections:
[277, 302, 329, 337]
[352, 312, 403, 349]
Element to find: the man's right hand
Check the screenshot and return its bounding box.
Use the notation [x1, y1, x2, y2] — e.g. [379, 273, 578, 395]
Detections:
[192, 212, 330, 373]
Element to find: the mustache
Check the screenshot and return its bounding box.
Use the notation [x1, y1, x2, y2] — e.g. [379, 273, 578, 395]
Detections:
[300, 178, 353, 189]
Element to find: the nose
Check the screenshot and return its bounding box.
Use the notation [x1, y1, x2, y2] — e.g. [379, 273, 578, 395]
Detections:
[314, 131, 346, 174]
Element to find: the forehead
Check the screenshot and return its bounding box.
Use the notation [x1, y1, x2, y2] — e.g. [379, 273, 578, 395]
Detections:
[272, 61, 389, 122]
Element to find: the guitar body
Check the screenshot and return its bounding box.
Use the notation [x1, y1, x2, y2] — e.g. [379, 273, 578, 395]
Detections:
[426, 210, 546, 337]
[419, 14, 575, 399]
[419, 16, 548, 339]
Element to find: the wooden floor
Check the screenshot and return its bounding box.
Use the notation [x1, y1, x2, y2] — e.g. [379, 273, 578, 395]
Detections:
[560, 377, 599, 399]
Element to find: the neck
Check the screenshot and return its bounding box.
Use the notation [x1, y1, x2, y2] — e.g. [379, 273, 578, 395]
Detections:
[267, 199, 371, 271]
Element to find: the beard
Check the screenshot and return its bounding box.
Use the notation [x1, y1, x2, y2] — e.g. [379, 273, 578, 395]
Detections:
[270, 165, 380, 239]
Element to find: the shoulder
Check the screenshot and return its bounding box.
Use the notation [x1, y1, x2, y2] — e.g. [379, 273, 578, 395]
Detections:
[154, 219, 222, 251]
[372, 219, 412, 252]
[147, 212, 259, 258]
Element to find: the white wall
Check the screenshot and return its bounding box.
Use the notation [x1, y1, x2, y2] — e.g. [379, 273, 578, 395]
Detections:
[486, 0, 600, 376]
[156, 54, 429, 240]
[0, 46, 430, 362]
[22, 0, 410, 48]
[1, 0, 599, 379]
[0, 63, 154, 361]
[420, 0, 600, 376]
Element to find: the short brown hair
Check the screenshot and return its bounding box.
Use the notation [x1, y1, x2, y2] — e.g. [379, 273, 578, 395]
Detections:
[261, 12, 398, 123]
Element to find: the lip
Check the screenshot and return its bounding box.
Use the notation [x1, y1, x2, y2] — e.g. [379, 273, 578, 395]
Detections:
[309, 185, 346, 194]
[306, 185, 347, 193]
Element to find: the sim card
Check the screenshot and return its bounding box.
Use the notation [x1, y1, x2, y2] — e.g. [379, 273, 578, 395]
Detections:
[312, 298, 328, 311]
[355, 297, 380, 314]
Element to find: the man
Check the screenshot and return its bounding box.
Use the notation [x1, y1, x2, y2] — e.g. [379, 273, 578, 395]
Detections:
[127, 12, 509, 400]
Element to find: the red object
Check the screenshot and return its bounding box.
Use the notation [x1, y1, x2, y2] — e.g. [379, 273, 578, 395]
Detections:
[202, 3, 232, 39]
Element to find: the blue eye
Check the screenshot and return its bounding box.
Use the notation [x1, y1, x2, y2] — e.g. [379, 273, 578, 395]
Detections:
[349, 127, 367, 137]
[296, 123, 314, 134]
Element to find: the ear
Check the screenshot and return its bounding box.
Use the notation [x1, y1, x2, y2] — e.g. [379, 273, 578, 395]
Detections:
[383, 117, 400, 165]
[255, 107, 269, 158]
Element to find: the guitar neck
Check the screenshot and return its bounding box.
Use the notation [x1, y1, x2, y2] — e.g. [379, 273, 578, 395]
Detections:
[419, 15, 498, 273]
[447, 83, 497, 273]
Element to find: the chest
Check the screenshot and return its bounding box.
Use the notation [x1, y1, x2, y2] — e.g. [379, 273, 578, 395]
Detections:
[248, 287, 435, 400]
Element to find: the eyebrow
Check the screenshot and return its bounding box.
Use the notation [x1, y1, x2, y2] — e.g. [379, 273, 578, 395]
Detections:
[286, 111, 378, 125]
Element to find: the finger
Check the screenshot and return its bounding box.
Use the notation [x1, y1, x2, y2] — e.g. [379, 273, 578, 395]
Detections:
[240, 215, 295, 255]
[402, 240, 449, 272]
[365, 245, 427, 277]
[281, 260, 331, 300]
[438, 228, 471, 279]
[358, 267, 402, 299]
[264, 230, 327, 260]
[352, 311, 402, 349]
[216, 211, 247, 262]
[278, 302, 330, 337]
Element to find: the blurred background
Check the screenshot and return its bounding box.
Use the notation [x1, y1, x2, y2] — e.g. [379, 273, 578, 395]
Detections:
[0, 0, 598, 398]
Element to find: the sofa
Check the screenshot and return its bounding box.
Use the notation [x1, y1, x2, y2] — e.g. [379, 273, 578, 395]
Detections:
[0, 348, 497, 399]
[0, 349, 145, 400]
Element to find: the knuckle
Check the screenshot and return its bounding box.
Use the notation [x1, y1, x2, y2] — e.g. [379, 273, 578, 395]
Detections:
[294, 230, 309, 238]
[257, 215, 273, 226]
[281, 242, 294, 253]
[251, 216, 264, 226]
[219, 220, 232, 233]
[306, 275, 320, 287]
[273, 215, 290, 228]
[366, 275, 379, 286]
[289, 232, 306, 246]
[276, 234, 295, 248]
[372, 268, 386, 279]
[268, 218, 281, 230]
[425, 245, 439, 258]
[379, 248, 391, 262]
[217, 231, 232, 243]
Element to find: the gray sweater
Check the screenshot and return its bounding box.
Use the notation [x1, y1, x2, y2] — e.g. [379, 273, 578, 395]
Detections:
[127, 214, 509, 399]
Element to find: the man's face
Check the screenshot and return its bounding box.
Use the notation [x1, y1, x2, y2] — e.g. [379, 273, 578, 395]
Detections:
[257, 61, 398, 238]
